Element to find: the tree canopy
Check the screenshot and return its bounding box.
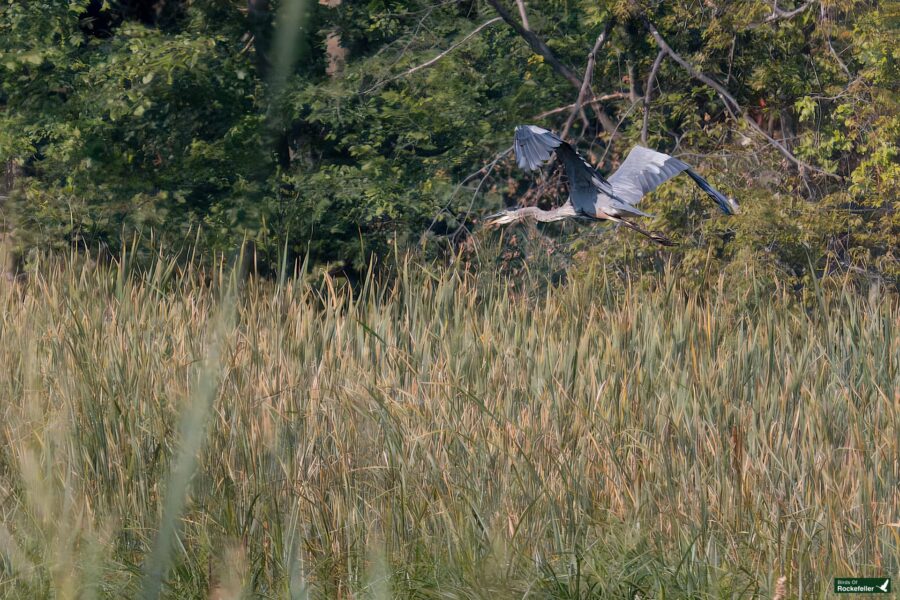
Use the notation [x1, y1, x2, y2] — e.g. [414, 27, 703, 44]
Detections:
[1, 0, 897, 284]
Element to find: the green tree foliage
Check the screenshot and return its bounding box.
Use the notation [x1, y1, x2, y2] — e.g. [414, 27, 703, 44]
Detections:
[0, 0, 896, 282]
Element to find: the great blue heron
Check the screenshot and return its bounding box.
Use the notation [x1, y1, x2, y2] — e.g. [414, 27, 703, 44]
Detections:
[486, 125, 739, 245]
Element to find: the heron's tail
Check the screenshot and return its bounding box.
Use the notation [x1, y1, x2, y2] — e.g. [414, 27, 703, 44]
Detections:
[685, 169, 739, 215]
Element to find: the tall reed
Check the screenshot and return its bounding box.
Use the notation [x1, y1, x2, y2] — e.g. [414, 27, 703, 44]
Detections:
[0, 254, 896, 598]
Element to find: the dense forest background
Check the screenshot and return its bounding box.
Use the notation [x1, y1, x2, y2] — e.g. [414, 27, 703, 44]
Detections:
[1, 0, 897, 286]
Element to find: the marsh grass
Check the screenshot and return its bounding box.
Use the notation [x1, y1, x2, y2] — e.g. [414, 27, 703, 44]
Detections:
[0, 253, 896, 598]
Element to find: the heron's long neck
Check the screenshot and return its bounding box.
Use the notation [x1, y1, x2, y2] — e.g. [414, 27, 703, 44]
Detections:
[512, 203, 577, 222]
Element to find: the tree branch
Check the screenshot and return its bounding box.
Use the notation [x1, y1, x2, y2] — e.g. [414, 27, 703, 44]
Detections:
[826, 36, 852, 79]
[247, 0, 272, 76]
[487, 1, 620, 134]
[587, 23, 614, 65]
[645, 19, 839, 179]
[641, 49, 666, 144]
[363, 17, 503, 93]
[574, 23, 617, 137]
[484, 0, 582, 89]
[514, 0, 531, 30]
[561, 50, 594, 139]
[401, 17, 502, 77]
[561, 24, 612, 139]
[531, 93, 629, 120]
[422, 146, 514, 242]
[627, 62, 640, 103]
[749, 0, 815, 28]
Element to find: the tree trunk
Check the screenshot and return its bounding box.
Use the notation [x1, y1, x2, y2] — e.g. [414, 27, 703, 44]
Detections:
[248, 0, 272, 77]
[1, 159, 22, 279]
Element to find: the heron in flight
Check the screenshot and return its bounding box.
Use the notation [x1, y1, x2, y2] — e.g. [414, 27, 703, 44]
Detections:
[486, 125, 739, 245]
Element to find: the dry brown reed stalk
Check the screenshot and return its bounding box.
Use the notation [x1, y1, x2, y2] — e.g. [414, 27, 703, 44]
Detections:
[0, 255, 896, 598]
[773, 575, 788, 600]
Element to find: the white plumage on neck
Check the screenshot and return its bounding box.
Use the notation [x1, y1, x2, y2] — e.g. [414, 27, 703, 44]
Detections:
[485, 202, 578, 226]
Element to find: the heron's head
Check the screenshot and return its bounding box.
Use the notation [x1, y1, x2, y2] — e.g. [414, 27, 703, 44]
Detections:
[484, 210, 519, 228]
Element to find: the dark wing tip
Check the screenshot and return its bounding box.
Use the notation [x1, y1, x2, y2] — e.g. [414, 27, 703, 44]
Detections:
[685, 169, 739, 215]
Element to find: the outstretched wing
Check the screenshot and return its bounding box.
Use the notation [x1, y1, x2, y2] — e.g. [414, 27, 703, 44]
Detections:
[608, 145, 738, 214]
[515, 125, 564, 171]
[608, 146, 690, 205]
[684, 169, 740, 215]
[514, 125, 615, 214]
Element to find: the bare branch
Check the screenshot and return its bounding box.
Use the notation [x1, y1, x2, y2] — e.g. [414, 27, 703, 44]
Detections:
[486, 1, 621, 134]
[561, 54, 593, 138]
[389, 17, 502, 79]
[749, 0, 815, 28]
[806, 77, 863, 101]
[423, 146, 514, 242]
[485, 0, 582, 89]
[239, 34, 256, 56]
[598, 99, 642, 165]
[562, 23, 614, 139]
[588, 24, 614, 60]
[645, 19, 840, 180]
[247, 0, 272, 76]
[627, 62, 640, 103]
[514, 0, 531, 30]
[826, 36, 852, 79]
[363, 17, 502, 93]
[641, 49, 666, 144]
[581, 23, 617, 135]
[769, 0, 814, 20]
[531, 93, 629, 120]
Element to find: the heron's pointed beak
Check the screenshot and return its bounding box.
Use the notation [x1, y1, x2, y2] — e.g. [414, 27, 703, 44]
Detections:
[484, 211, 513, 228]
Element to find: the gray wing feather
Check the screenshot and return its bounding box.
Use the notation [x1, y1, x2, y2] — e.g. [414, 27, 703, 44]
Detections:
[595, 196, 654, 218]
[608, 146, 690, 206]
[608, 145, 738, 214]
[514, 125, 616, 215]
[515, 125, 564, 171]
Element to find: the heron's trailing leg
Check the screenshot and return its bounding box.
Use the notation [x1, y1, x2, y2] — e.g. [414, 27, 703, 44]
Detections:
[611, 216, 676, 246]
